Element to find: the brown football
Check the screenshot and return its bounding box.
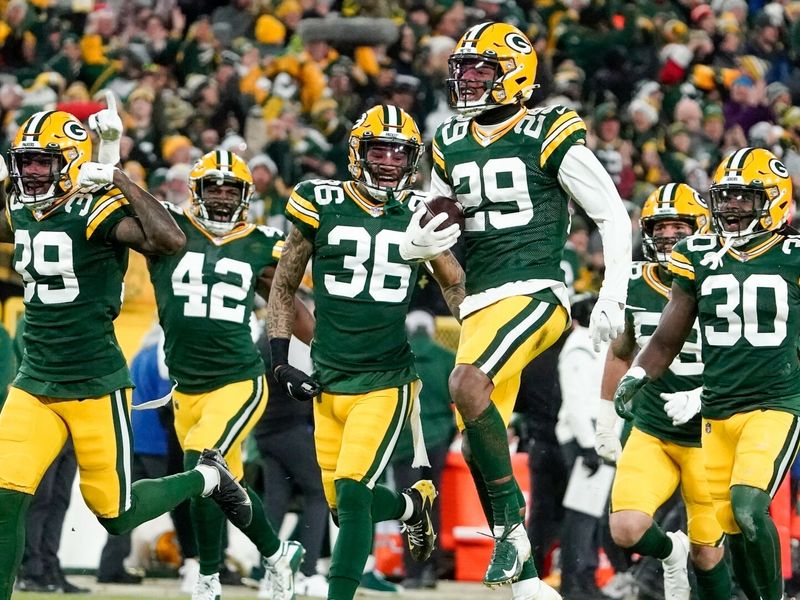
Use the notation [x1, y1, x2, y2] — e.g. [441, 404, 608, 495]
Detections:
[420, 196, 465, 232]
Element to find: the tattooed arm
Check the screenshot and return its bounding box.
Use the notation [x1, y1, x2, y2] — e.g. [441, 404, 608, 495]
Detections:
[267, 227, 314, 340]
[257, 264, 315, 345]
[266, 227, 319, 401]
[110, 169, 185, 255]
[428, 250, 466, 322]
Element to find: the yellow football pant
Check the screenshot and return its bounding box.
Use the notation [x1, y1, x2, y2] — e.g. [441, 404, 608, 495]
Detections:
[455, 295, 568, 429]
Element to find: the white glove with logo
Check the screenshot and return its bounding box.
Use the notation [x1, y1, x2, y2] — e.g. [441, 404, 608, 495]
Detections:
[0, 154, 7, 181]
[589, 298, 626, 352]
[78, 162, 116, 187]
[595, 399, 623, 463]
[88, 91, 124, 165]
[399, 208, 461, 261]
[661, 387, 702, 426]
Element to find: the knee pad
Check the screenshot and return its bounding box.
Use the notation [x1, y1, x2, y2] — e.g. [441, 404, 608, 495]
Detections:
[334, 479, 371, 517]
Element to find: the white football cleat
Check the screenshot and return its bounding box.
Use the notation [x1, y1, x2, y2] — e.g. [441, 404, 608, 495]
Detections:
[192, 573, 220, 600]
[662, 530, 691, 600]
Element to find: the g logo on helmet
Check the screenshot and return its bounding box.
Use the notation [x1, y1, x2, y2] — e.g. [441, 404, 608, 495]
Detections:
[63, 121, 88, 141]
[505, 33, 532, 55]
[769, 158, 789, 178]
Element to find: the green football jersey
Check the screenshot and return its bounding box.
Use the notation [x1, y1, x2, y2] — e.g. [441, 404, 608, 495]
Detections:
[148, 205, 284, 393]
[7, 186, 133, 398]
[286, 179, 421, 393]
[431, 105, 586, 311]
[670, 233, 800, 419]
[627, 262, 703, 446]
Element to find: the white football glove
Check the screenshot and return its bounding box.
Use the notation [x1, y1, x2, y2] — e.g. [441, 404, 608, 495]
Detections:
[88, 91, 124, 165]
[78, 162, 116, 187]
[589, 297, 626, 352]
[399, 207, 460, 261]
[661, 387, 702, 426]
[595, 399, 622, 463]
[0, 154, 7, 181]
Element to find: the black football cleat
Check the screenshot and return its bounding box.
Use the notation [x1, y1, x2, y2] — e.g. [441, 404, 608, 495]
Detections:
[197, 449, 253, 529]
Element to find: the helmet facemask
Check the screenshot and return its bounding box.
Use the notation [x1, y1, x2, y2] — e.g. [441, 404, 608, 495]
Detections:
[354, 138, 420, 201]
[9, 147, 69, 211]
[447, 54, 504, 117]
[193, 173, 251, 235]
[642, 217, 696, 265]
[709, 184, 770, 245]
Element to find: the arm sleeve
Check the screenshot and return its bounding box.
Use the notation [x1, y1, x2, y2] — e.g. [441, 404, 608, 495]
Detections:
[558, 347, 597, 448]
[85, 186, 132, 242]
[558, 144, 632, 303]
[429, 168, 453, 198]
[668, 241, 697, 295]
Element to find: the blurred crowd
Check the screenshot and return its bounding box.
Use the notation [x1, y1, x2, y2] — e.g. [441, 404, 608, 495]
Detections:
[3, 0, 800, 297]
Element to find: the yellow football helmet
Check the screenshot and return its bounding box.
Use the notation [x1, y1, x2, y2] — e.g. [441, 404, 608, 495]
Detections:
[348, 104, 423, 201]
[9, 110, 91, 211]
[709, 147, 792, 242]
[641, 183, 709, 265]
[189, 150, 254, 235]
[447, 22, 538, 117]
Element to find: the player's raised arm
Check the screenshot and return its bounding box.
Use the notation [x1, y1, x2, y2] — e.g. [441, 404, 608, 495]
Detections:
[93, 166, 186, 255]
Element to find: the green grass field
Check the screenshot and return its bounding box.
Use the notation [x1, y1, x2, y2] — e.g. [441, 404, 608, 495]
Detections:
[11, 577, 493, 600]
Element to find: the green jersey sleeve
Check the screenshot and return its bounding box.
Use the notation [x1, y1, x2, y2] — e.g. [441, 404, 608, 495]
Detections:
[668, 238, 698, 295]
[255, 225, 286, 267]
[431, 127, 453, 185]
[538, 107, 587, 177]
[285, 180, 321, 240]
[85, 185, 131, 242]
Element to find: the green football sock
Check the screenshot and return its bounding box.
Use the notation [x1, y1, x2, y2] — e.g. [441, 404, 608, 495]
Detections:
[730, 485, 782, 600]
[240, 483, 281, 558]
[191, 496, 226, 575]
[694, 557, 733, 600]
[463, 404, 520, 526]
[98, 470, 205, 535]
[519, 557, 538, 581]
[371, 484, 406, 523]
[183, 450, 224, 575]
[728, 533, 760, 600]
[329, 479, 373, 600]
[0, 489, 32, 600]
[464, 451, 494, 528]
[629, 522, 672, 560]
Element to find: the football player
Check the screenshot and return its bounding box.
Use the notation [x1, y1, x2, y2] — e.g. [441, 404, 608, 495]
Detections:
[0, 103, 250, 600]
[146, 150, 315, 600]
[613, 148, 799, 600]
[266, 104, 465, 600]
[398, 22, 632, 598]
[596, 184, 731, 600]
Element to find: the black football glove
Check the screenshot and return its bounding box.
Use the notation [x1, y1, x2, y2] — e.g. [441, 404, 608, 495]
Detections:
[269, 337, 321, 402]
[579, 446, 601, 476]
[274, 364, 321, 402]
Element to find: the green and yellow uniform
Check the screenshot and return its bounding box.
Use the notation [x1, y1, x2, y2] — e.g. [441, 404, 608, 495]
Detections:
[148, 204, 284, 479]
[286, 179, 421, 505]
[431, 105, 580, 425]
[612, 262, 722, 546]
[670, 233, 800, 533]
[0, 186, 135, 517]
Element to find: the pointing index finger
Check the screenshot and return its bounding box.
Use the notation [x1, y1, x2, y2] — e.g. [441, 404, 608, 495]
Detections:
[104, 90, 117, 113]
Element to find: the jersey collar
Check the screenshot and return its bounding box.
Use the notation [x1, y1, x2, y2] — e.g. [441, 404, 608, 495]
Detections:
[470, 107, 527, 147]
[642, 263, 671, 298]
[186, 210, 254, 246]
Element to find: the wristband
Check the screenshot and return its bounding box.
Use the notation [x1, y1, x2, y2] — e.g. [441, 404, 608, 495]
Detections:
[269, 337, 290, 368]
